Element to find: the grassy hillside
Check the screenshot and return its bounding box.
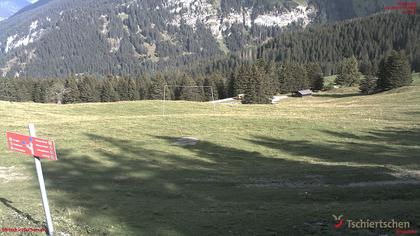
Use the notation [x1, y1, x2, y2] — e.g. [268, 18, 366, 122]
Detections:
[0, 84, 419, 235]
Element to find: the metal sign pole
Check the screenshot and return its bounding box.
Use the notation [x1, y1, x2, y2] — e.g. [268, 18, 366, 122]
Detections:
[28, 124, 54, 236]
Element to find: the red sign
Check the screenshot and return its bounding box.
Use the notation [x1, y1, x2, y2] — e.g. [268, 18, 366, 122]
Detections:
[6, 132, 57, 161]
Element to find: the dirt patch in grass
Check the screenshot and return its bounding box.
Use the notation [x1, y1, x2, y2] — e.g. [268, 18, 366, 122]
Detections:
[0, 166, 29, 183]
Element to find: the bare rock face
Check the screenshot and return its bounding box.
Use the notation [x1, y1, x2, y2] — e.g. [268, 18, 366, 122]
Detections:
[172, 137, 199, 146]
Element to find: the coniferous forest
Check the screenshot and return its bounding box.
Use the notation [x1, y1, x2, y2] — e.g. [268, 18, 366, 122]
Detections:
[200, 12, 420, 76]
[0, 11, 418, 104]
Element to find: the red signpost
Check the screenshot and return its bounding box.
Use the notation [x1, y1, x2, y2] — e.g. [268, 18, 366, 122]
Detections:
[6, 132, 57, 161]
[6, 125, 56, 236]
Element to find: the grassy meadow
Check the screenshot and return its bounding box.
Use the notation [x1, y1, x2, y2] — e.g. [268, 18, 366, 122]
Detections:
[0, 76, 419, 235]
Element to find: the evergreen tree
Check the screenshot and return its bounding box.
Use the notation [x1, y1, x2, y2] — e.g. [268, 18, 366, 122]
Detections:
[149, 73, 166, 100]
[243, 66, 258, 104]
[256, 60, 278, 95]
[359, 56, 374, 76]
[243, 64, 273, 104]
[127, 77, 139, 101]
[233, 65, 251, 96]
[359, 75, 378, 95]
[377, 50, 412, 90]
[335, 56, 362, 86]
[305, 63, 324, 91]
[136, 75, 151, 100]
[179, 74, 201, 101]
[12, 78, 32, 102]
[0, 78, 14, 101]
[117, 77, 129, 101]
[101, 77, 119, 102]
[46, 80, 67, 104]
[32, 82, 43, 103]
[63, 76, 80, 104]
[226, 70, 237, 98]
[78, 76, 100, 102]
[203, 76, 218, 101]
[211, 73, 226, 99]
[195, 75, 206, 101]
[279, 62, 309, 93]
[38, 82, 47, 103]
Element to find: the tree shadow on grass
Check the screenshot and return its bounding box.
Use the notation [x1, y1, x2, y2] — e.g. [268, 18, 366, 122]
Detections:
[0, 197, 42, 225]
[405, 111, 420, 117]
[322, 128, 420, 148]
[248, 128, 419, 168]
[35, 132, 420, 235]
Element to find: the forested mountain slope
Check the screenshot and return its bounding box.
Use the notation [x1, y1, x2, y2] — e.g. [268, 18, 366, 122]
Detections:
[0, 0, 405, 78]
[198, 11, 420, 77]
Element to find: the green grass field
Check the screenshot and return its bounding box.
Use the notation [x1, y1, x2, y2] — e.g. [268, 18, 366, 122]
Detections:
[0, 78, 419, 235]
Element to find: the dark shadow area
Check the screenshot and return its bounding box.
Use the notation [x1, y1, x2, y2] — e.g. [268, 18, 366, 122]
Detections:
[0, 197, 42, 225]
[323, 128, 420, 148]
[248, 128, 419, 167]
[32, 131, 420, 235]
[405, 111, 420, 116]
[313, 92, 362, 98]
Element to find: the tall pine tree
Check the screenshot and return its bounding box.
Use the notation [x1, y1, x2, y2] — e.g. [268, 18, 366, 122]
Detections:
[127, 77, 139, 101]
[149, 73, 166, 100]
[279, 62, 309, 93]
[243, 64, 273, 104]
[101, 76, 119, 102]
[136, 75, 151, 100]
[305, 63, 324, 91]
[63, 76, 80, 104]
[179, 74, 202, 101]
[335, 56, 362, 86]
[377, 50, 412, 90]
[78, 76, 100, 103]
[203, 76, 218, 101]
[32, 81, 47, 103]
[233, 65, 251, 96]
